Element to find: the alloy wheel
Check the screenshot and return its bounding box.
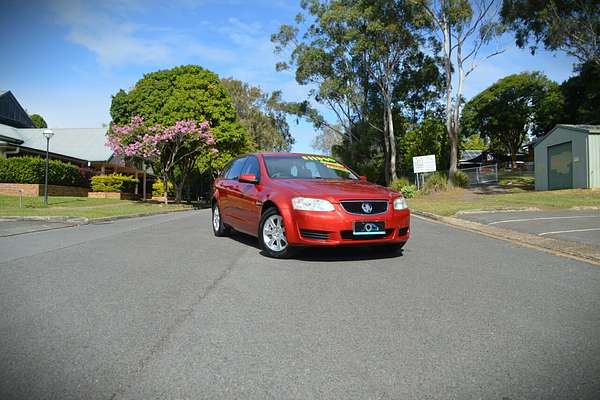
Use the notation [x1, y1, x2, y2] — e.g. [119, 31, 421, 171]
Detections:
[262, 214, 288, 252]
[213, 206, 221, 231]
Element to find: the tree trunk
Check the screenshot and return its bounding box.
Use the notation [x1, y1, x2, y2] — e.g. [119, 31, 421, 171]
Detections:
[386, 103, 398, 182]
[448, 129, 459, 183]
[175, 184, 184, 203]
[162, 176, 169, 205]
[142, 161, 146, 201]
[442, 17, 456, 185]
[174, 174, 187, 204]
[382, 107, 390, 185]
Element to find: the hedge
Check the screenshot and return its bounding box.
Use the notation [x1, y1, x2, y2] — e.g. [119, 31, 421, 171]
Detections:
[91, 174, 139, 193]
[0, 156, 84, 187]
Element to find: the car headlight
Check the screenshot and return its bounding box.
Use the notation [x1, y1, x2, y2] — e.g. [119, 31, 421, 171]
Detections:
[393, 197, 408, 210]
[291, 197, 335, 211]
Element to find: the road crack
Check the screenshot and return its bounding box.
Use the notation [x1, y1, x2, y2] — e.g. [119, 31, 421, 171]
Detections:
[109, 245, 250, 400]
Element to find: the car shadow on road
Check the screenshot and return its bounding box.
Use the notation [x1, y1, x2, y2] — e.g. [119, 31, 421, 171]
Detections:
[225, 231, 404, 262]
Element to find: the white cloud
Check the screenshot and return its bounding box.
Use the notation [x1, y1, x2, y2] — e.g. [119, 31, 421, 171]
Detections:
[49, 0, 236, 66]
[43, 0, 315, 150]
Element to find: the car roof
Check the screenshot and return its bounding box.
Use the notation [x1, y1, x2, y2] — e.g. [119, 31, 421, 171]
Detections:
[252, 152, 335, 158]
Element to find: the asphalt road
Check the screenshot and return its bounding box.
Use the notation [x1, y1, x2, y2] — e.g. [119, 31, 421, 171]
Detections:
[1, 210, 599, 400]
[458, 209, 600, 248]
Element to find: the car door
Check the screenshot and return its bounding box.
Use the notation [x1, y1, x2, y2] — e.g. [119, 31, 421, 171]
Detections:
[236, 155, 263, 235]
[218, 157, 246, 225]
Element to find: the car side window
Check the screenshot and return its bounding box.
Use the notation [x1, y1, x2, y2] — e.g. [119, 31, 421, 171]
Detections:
[225, 157, 247, 180]
[220, 160, 234, 178]
[240, 156, 260, 180]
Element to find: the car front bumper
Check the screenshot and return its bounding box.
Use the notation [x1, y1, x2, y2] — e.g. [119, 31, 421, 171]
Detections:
[280, 205, 410, 246]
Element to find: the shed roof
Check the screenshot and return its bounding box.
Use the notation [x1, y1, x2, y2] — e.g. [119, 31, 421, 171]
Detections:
[460, 150, 483, 162]
[533, 124, 600, 147]
[556, 124, 600, 133]
[0, 123, 113, 162]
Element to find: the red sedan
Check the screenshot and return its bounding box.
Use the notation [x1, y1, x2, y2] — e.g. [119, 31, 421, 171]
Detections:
[211, 153, 410, 258]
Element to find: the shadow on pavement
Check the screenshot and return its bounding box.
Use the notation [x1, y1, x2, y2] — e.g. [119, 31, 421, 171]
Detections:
[225, 231, 404, 262]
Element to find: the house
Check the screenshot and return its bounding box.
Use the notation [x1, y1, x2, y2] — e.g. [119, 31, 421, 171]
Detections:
[534, 125, 600, 190]
[0, 90, 35, 128]
[0, 90, 151, 198]
[0, 90, 143, 177]
[459, 150, 488, 168]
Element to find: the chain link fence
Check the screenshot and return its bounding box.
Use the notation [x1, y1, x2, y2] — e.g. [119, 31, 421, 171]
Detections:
[413, 162, 536, 188]
[460, 164, 499, 185]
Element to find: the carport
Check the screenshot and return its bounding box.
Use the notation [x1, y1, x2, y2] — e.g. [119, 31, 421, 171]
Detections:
[534, 125, 600, 190]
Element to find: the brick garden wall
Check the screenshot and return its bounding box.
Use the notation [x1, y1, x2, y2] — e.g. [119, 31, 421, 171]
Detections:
[87, 192, 138, 200]
[0, 183, 89, 197]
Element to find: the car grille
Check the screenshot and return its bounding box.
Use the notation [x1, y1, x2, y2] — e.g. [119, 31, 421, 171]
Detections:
[340, 229, 394, 240]
[300, 229, 330, 240]
[340, 200, 388, 215]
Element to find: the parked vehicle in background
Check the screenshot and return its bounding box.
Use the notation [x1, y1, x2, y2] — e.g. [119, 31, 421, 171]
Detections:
[211, 153, 410, 258]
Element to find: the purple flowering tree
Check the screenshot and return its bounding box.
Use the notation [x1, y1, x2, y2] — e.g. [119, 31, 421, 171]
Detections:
[107, 116, 217, 203]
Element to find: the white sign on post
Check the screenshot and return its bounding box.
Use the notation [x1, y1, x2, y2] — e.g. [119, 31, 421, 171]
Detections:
[412, 155, 436, 174]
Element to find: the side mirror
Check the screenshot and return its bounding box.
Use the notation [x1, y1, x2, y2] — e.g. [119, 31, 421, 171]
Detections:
[239, 173, 258, 184]
[359, 175, 368, 181]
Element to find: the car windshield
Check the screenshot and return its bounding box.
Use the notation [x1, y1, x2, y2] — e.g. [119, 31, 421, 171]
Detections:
[264, 155, 358, 180]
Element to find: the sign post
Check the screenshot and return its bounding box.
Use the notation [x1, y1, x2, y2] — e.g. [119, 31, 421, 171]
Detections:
[412, 155, 436, 189]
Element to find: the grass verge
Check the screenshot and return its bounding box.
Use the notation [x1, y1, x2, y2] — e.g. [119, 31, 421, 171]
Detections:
[0, 195, 193, 219]
[408, 188, 600, 216]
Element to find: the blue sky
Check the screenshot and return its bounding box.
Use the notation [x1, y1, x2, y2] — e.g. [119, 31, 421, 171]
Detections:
[0, 0, 578, 153]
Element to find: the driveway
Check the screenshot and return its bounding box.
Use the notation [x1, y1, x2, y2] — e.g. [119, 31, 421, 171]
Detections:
[458, 209, 600, 248]
[1, 210, 599, 399]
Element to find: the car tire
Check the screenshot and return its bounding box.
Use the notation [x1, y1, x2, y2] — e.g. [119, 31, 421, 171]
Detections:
[212, 203, 230, 237]
[259, 207, 293, 258]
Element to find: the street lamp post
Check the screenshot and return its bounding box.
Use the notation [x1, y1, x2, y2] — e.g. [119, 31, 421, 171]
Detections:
[42, 129, 54, 206]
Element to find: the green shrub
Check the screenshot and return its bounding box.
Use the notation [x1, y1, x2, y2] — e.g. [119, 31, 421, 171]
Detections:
[389, 177, 411, 192]
[453, 170, 470, 188]
[0, 156, 83, 186]
[152, 179, 174, 197]
[400, 184, 418, 199]
[422, 172, 448, 194]
[91, 174, 139, 193]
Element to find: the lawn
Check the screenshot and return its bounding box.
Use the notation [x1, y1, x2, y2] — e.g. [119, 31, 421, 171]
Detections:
[497, 173, 535, 190]
[0, 195, 193, 219]
[408, 188, 600, 216]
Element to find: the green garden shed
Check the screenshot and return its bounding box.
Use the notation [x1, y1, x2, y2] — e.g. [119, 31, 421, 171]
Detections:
[534, 125, 600, 190]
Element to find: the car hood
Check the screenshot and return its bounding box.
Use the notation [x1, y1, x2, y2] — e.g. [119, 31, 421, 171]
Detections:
[272, 179, 396, 202]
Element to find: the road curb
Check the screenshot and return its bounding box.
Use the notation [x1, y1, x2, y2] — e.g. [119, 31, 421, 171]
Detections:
[88, 208, 195, 224]
[412, 210, 600, 267]
[455, 207, 542, 215]
[0, 216, 89, 225]
[0, 208, 196, 233]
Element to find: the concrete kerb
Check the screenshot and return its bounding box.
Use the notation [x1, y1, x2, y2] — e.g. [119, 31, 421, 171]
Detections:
[456, 207, 542, 215]
[0, 208, 194, 231]
[0, 216, 89, 225]
[412, 210, 600, 267]
[89, 208, 194, 224]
